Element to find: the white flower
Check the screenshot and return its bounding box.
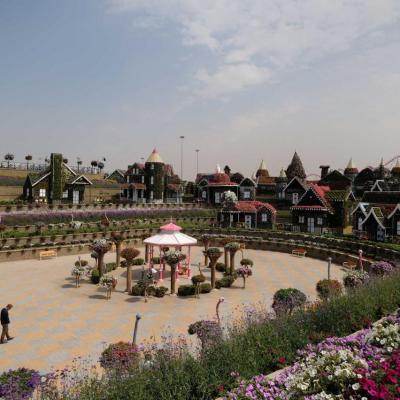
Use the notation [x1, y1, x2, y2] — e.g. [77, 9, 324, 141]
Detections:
[352, 383, 360, 391]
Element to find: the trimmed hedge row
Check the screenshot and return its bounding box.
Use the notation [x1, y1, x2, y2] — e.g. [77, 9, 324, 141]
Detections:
[60, 271, 400, 400]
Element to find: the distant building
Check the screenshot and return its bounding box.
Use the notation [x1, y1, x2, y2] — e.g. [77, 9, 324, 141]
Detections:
[117, 148, 182, 203]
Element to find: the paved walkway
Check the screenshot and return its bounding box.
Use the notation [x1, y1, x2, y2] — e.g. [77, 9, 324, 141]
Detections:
[0, 247, 344, 373]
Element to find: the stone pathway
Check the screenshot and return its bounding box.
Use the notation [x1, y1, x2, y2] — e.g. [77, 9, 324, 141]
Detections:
[0, 247, 344, 373]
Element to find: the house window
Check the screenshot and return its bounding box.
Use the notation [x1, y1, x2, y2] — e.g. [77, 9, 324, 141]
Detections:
[358, 217, 363, 231]
[243, 190, 250, 199]
[62, 190, 68, 199]
[261, 213, 267, 222]
[317, 217, 323, 225]
[202, 190, 207, 199]
[39, 188, 46, 198]
[151, 164, 154, 170]
[299, 216, 305, 223]
[150, 191, 153, 200]
[141, 176, 144, 183]
[221, 214, 224, 222]
[397, 221, 400, 235]
[215, 192, 221, 203]
[150, 176, 154, 185]
[230, 214, 234, 223]
[27, 188, 31, 197]
[292, 193, 299, 204]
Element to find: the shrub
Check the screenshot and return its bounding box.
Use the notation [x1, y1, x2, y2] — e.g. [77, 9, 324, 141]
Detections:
[0, 368, 41, 400]
[131, 283, 145, 296]
[200, 283, 212, 293]
[155, 286, 169, 298]
[343, 270, 369, 288]
[152, 256, 161, 264]
[74, 259, 88, 267]
[191, 274, 206, 285]
[240, 258, 254, 267]
[370, 261, 394, 277]
[177, 284, 195, 296]
[99, 342, 140, 371]
[316, 279, 343, 300]
[215, 275, 235, 289]
[272, 288, 307, 315]
[216, 262, 226, 272]
[132, 258, 145, 266]
[105, 262, 117, 272]
[91, 269, 100, 284]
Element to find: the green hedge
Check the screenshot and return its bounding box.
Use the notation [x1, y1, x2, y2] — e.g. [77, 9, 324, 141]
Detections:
[39, 271, 400, 400]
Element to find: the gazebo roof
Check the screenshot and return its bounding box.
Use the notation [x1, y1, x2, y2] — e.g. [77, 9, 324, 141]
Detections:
[144, 221, 197, 246]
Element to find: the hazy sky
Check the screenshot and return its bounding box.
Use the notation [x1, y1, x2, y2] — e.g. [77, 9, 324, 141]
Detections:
[1, 1, 400, 180]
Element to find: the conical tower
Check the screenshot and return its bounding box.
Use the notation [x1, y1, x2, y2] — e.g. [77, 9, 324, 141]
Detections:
[145, 148, 165, 202]
[344, 157, 358, 181]
[392, 158, 400, 178]
[256, 160, 269, 178]
[286, 152, 306, 181]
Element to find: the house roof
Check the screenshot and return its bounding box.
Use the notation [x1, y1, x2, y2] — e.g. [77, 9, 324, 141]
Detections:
[257, 176, 276, 185]
[325, 190, 354, 202]
[229, 200, 277, 214]
[283, 176, 307, 193]
[352, 202, 369, 216]
[167, 183, 180, 192]
[291, 184, 333, 213]
[90, 179, 120, 189]
[362, 191, 400, 204]
[361, 207, 386, 229]
[387, 204, 400, 219]
[120, 183, 146, 190]
[286, 151, 306, 180]
[0, 175, 27, 187]
[344, 157, 358, 173]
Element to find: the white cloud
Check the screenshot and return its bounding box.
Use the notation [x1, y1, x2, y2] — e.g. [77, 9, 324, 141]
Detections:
[108, 0, 400, 97]
[194, 63, 272, 98]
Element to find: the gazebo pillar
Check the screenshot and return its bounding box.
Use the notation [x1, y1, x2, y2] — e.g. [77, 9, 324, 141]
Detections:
[159, 247, 164, 281]
[145, 244, 149, 262]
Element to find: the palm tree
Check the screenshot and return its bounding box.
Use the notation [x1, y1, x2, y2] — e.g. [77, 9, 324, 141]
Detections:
[203, 247, 222, 289]
[121, 247, 141, 293]
[25, 155, 32, 170]
[97, 161, 105, 173]
[91, 160, 98, 173]
[111, 232, 124, 269]
[164, 250, 186, 294]
[4, 153, 14, 168]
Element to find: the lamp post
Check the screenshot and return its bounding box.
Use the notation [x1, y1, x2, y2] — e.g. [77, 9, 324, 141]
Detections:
[327, 257, 332, 281]
[179, 136, 185, 180]
[195, 149, 199, 176]
[132, 313, 142, 345]
[358, 249, 363, 271]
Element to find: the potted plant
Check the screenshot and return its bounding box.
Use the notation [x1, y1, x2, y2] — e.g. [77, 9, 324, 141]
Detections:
[164, 250, 186, 295]
[121, 247, 141, 293]
[203, 247, 222, 289]
[99, 274, 115, 299]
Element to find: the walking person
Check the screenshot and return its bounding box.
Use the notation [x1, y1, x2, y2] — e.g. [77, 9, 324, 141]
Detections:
[1, 304, 14, 344]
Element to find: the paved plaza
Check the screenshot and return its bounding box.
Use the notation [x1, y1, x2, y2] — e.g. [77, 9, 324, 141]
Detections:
[0, 247, 344, 373]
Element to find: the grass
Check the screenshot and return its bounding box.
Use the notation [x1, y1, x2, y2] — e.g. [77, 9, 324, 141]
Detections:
[36, 271, 400, 400]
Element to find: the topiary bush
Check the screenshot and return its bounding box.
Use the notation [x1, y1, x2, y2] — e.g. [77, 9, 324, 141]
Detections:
[99, 342, 140, 372]
[152, 257, 161, 264]
[215, 275, 235, 289]
[133, 258, 145, 266]
[91, 269, 100, 284]
[191, 274, 206, 285]
[343, 270, 369, 288]
[216, 262, 226, 272]
[370, 261, 394, 277]
[177, 284, 195, 296]
[240, 258, 254, 267]
[272, 288, 307, 315]
[155, 286, 169, 298]
[316, 279, 343, 300]
[200, 283, 212, 293]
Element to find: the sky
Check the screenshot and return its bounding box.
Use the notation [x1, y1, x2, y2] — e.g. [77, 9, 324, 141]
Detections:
[1, 0, 400, 180]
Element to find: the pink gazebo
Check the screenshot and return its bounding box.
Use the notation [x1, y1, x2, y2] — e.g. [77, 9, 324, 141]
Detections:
[143, 221, 197, 280]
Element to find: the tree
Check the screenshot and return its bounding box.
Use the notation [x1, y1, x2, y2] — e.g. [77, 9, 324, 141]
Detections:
[225, 242, 241, 275]
[4, 153, 14, 168]
[25, 155, 32, 170]
[121, 247, 141, 293]
[272, 288, 307, 315]
[164, 250, 186, 294]
[202, 234, 211, 266]
[97, 161, 105, 173]
[203, 247, 222, 289]
[111, 232, 124, 269]
[91, 239, 111, 277]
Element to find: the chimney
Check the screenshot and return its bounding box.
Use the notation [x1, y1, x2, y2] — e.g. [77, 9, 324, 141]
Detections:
[320, 165, 330, 180]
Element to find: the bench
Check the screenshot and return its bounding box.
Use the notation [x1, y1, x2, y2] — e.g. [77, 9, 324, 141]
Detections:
[291, 248, 307, 257]
[39, 250, 58, 260]
[342, 261, 357, 270]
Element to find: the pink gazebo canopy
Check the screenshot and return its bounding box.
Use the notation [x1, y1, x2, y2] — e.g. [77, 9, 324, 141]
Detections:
[143, 222, 197, 246]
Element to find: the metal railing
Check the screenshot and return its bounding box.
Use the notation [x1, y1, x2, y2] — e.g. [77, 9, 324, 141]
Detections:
[0, 161, 103, 175]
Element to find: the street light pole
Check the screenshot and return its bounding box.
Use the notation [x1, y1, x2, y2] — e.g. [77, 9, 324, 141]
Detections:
[179, 136, 185, 180]
[195, 149, 199, 176]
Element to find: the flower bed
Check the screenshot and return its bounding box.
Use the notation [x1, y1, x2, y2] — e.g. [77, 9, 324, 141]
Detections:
[226, 314, 400, 399]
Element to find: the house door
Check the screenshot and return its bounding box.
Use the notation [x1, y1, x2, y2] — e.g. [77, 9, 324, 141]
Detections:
[73, 190, 80, 204]
[245, 215, 252, 228]
[307, 217, 315, 233]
